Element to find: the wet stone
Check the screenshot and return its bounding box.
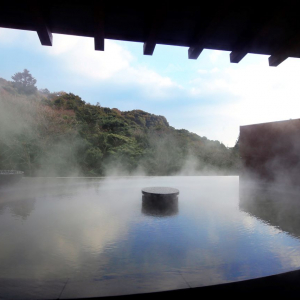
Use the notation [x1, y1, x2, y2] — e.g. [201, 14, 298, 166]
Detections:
[141, 187, 179, 196]
[141, 187, 179, 217]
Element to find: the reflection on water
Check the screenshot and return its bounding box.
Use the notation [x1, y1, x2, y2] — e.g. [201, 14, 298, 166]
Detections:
[0, 198, 36, 220]
[239, 178, 300, 239]
[141, 195, 179, 217]
[1, 176, 300, 298]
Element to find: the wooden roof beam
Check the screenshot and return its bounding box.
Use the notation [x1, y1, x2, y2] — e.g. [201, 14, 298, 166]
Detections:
[143, 35, 156, 56]
[269, 33, 300, 66]
[230, 50, 247, 64]
[268, 9, 300, 67]
[94, 2, 105, 51]
[230, 6, 287, 64]
[143, 7, 167, 56]
[268, 52, 289, 66]
[230, 26, 265, 63]
[188, 1, 235, 60]
[230, 27, 267, 63]
[30, 3, 52, 46]
[188, 15, 220, 60]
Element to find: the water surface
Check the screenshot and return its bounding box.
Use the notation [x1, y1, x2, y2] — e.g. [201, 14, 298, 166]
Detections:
[1, 176, 300, 298]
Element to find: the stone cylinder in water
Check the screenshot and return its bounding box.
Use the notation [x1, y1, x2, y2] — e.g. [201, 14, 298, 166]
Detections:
[141, 187, 179, 217]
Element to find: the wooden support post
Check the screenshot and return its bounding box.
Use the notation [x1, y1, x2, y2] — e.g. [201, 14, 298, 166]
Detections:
[269, 32, 300, 66]
[94, 1, 105, 51]
[143, 6, 167, 56]
[188, 19, 213, 60]
[230, 51, 247, 63]
[269, 53, 288, 66]
[30, 3, 52, 46]
[143, 41, 156, 55]
[230, 6, 285, 64]
[37, 24, 52, 46]
[188, 1, 235, 60]
[188, 45, 204, 60]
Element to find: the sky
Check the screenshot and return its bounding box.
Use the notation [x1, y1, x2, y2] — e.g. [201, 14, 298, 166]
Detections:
[1, 27, 300, 147]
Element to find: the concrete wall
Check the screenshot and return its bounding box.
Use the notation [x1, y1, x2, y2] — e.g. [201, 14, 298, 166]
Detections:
[240, 119, 300, 185]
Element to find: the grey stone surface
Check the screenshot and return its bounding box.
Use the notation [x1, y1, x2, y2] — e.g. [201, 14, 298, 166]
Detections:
[59, 272, 189, 299]
[179, 268, 231, 288]
[0, 278, 67, 300]
[141, 187, 179, 196]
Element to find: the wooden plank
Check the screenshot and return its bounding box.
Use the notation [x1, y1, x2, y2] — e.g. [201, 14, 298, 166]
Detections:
[188, 1, 235, 60]
[94, 1, 105, 51]
[30, 3, 52, 46]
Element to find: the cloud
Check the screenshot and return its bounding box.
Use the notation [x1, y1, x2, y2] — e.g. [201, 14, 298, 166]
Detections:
[0, 29, 181, 101]
[209, 50, 223, 63]
[41, 34, 181, 99]
[188, 55, 300, 144]
[44, 34, 133, 80]
[217, 58, 300, 126]
[197, 69, 208, 74]
[2, 28, 300, 146]
[0, 28, 19, 44]
[0, 28, 40, 48]
[123, 66, 182, 99]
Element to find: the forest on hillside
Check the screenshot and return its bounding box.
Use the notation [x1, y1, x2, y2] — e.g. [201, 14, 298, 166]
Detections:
[0, 70, 240, 176]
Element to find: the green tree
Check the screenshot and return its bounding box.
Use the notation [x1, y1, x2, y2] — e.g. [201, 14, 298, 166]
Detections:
[84, 147, 103, 171]
[11, 69, 37, 95]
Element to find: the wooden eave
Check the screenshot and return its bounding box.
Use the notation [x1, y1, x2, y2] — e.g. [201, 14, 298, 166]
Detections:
[1, 1, 300, 66]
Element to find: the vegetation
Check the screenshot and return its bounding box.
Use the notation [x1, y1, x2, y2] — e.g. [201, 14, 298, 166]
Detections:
[0, 73, 240, 176]
[11, 69, 37, 95]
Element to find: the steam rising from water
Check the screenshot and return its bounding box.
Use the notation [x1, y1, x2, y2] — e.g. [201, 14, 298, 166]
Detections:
[0, 92, 84, 177]
[0, 90, 239, 177]
[2, 176, 300, 293]
[240, 119, 300, 189]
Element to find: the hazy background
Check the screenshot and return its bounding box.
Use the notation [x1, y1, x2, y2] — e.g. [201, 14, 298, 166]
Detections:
[1, 28, 300, 147]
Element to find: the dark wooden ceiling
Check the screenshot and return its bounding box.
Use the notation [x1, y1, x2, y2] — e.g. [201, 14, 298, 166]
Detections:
[1, 1, 300, 66]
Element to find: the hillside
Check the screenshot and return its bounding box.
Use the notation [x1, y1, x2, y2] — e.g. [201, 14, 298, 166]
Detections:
[0, 77, 240, 176]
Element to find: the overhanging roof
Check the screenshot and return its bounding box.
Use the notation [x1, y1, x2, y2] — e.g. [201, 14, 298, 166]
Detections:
[1, 1, 300, 66]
